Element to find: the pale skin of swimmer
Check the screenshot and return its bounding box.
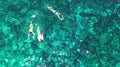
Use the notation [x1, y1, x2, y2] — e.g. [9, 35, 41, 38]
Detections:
[37, 27, 44, 42]
[47, 6, 64, 20]
[28, 22, 35, 40]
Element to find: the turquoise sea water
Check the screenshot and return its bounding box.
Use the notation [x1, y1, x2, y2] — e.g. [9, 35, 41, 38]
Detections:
[0, 0, 120, 67]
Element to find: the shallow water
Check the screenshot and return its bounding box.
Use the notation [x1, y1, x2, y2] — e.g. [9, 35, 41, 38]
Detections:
[0, 0, 120, 67]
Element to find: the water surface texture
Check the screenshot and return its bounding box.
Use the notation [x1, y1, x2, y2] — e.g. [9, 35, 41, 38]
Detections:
[0, 0, 120, 67]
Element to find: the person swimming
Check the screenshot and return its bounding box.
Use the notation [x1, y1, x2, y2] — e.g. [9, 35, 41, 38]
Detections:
[28, 21, 35, 40]
[47, 6, 64, 20]
[37, 27, 44, 42]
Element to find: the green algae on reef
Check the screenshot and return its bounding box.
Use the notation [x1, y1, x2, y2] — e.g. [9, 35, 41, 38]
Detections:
[0, 0, 120, 67]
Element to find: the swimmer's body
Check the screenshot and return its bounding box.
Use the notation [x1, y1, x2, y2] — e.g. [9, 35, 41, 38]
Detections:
[47, 6, 64, 20]
[28, 22, 35, 40]
[37, 27, 44, 42]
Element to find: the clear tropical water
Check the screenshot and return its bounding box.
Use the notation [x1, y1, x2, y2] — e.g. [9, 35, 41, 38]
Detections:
[0, 0, 120, 67]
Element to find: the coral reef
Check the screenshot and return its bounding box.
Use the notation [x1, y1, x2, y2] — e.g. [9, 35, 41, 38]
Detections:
[0, 0, 120, 67]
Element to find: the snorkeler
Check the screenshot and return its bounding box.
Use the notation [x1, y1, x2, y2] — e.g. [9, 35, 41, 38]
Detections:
[37, 27, 44, 42]
[47, 6, 64, 20]
[28, 21, 35, 40]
